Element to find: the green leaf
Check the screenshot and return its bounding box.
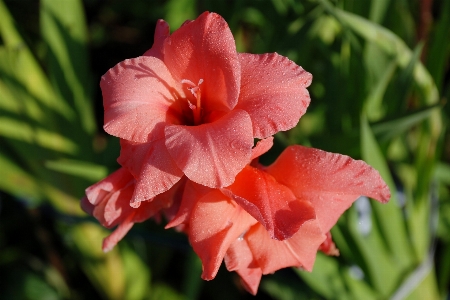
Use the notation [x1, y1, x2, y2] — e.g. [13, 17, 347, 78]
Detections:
[370, 103, 441, 141]
[360, 114, 414, 269]
[426, 0, 450, 91]
[368, 0, 390, 23]
[394, 42, 424, 110]
[45, 159, 107, 181]
[70, 223, 127, 300]
[296, 253, 349, 299]
[0, 152, 43, 205]
[364, 60, 397, 121]
[122, 245, 151, 300]
[0, 117, 78, 154]
[40, 0, 96, 134]
[320, 0, 439, 106]
[0, 1, 74, 120]
[164, 0, 196, 31]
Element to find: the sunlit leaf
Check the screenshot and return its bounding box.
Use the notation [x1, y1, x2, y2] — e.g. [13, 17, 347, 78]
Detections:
[44, 159, 107, 181]
[0, 117, 78, 154]
[0, 153, 43, 205]
[40, 0, 96, 134]
[364, 60, 396, 121]
[122, 245, 151, 300]
[361, 114, 414, 269]
[0, 1, 74, 120]
[70, 223, 126, 300]
[371, 103, 441, 141]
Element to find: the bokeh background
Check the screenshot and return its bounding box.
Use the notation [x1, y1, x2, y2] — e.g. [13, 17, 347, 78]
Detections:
[1, 0, 449, 299]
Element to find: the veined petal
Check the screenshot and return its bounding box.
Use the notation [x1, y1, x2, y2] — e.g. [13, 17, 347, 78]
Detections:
[163, 12, 240, 111]
[102, 212, 136, 252]
[83, 168, 135, 227]
[224, 239, 262, 295]
[225, 165, 316, 240]
[266, 145, 391, 232]
[246, 220, 326, 274]
[236, 53, 312, 138]
[224, 238, 256, 272]
[101, 56, 185, 143]
[143, 19, 170, 59]
[165, 180, 211, 229]
[84, 167, 134, 206]
[165, 109, 253, 188]
[118, 139, 183, 206]
[188, 190, 257, 280]
[250, 137, 274, 161]
[236, 268, 262, 296]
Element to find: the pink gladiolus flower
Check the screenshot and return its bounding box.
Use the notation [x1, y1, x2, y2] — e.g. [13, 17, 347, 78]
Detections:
[82, 10, 392, 296]
[81, 167, 185, 252]
[166, 142, 390, 295]
[101, 11, 312, 207]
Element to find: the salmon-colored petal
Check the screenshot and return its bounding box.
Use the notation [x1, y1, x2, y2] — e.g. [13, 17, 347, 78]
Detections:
[224, 238, 262, 295]
[236, 53, 312, 138]
[102, 212, 135, 252]
[118, 139, 184, 206]
[319, 232, 340, 256]
[80, 196, 94, 216]
[102, 194, 180, 252]
[236, 268, 262, 296]
[225, 165, 316, 240]
[83, 168, 135, 227]
[163, 12, 240, 112]
[101, 56, 185, 143]
[143, 19, 170, 59]
[85, 167, 134, 206]
[250, 137, 274, 161]
[246, 220, 326, 274]
[102, 178, 135, 226]
[155, 176, 187, 223]
[224, 238, 255, 272]
[165, 180, 211, 229]
[266, 145, 391, 232]
[165, 109, 253, 188]
[189, 190, 257, 280]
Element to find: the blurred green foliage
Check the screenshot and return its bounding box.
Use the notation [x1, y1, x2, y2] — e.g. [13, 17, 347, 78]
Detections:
[0, 0, 449, 299]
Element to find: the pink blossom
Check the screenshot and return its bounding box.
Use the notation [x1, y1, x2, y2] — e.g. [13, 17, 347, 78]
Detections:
[101, 12, 312, 206]
[166, 143, 390, 294]
[81, 167, 185, 252]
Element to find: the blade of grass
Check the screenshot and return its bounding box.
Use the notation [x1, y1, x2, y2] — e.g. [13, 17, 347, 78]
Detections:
[0, 0, 74, 120]
[40, 0, 96, 135]
[361, 114, 414, 268]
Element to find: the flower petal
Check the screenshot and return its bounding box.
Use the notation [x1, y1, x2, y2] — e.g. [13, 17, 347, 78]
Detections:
[235, 53, 312, 138]
[250, 137, 273, 161]
[266, 145, 391, 232]
[83, 168, 135, 227]
[101, 56, 185, 143]
[118, 139, 184, 206]
[165, 180, 210, 229]
[163, 12, 241, 111]
[246, 220, 325, 274]
[225, 165, 316, 240]
[224, 238, 256, 272]
[102, 212, 136, 252]
[84, 167, 134, 206]
[143, 19, 170, 59]
[224, 239, 263, 294]
[188, 190, 257, 280]
[319, 232, 340, 256]
[236, 268, 262, 296]
[165, 109, 253, 188]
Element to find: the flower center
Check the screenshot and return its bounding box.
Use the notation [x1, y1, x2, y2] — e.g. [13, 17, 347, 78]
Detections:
[181, 78, 204, 125]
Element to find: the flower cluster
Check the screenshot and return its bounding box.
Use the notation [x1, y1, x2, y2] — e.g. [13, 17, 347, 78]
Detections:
[81, 12, 390, 295]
